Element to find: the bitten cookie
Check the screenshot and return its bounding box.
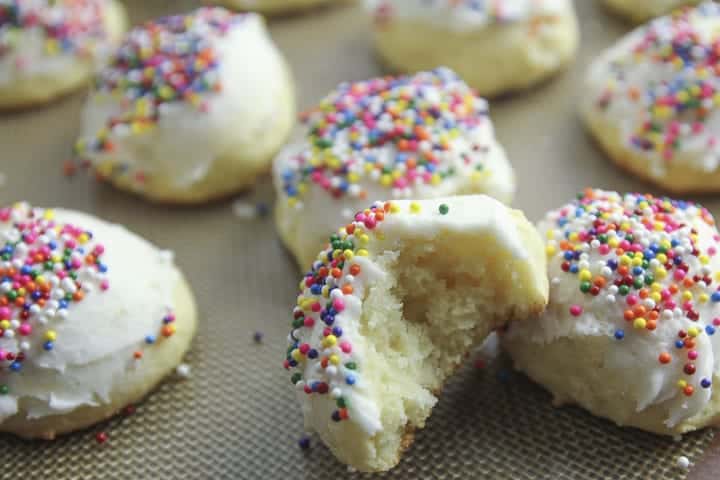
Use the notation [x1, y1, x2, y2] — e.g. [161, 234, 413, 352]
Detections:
[273, 68, 516, 270]
[0, 203, 197, 440]
[582, 3, 720, 194]
[202, 0, 342, 16]
[75, 7, 295, 204]
[284, 196, 548, 472]
[504, 189, 720, 435]
[0, 0, 127, 110]
[367, 0, 579, 97]
[604, 0, 702, 23]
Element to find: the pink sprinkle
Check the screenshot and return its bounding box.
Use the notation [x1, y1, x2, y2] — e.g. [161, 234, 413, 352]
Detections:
[100, 280, 110, 291]
[18, 324, 31, 336]
[688, 351, 698, 360]
[299, 343, 310, 354]
[569, 305, 583, 317]
[332, 299, 345, 312]
[626, 295, 638, 306]
[340, 342, 352, 354]
[0, 307, 10, 320]
[598, 244, 610, 255]
[303, 317, 315, 328]
[311, 302, 321, 313]
[674, 269, 686, 281]
[364, 217, 376, 229]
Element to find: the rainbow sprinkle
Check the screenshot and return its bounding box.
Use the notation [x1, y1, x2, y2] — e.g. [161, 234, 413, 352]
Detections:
[0, 0, 110, 62]
[284, 200, 419, 424]
[593, 3, 720, 163]
[545, 189, 719, 399]
[280, 68, 493, 208]
[0, 203, 109, 393]
[74, 7, 245, 159]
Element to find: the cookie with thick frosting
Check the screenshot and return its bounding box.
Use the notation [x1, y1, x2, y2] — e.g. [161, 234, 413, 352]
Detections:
[366, 0, 579, 97]
[583, 2, 720, 194]
[0, 203, 197, 439]
[75, 7, 295, 204]
[0, 0, 127, 110]
[273, 68, 515, 269]
[505, 189, 720, 435]
[284, 195, 548, 471]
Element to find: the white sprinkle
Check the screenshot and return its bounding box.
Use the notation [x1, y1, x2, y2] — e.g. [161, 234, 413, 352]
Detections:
[232, 201, 257, 220]
[176, 363, 191, 378]
[676, 456, 690, 469]
[159, 250, 175, 263]
[19, 341, 30, 351]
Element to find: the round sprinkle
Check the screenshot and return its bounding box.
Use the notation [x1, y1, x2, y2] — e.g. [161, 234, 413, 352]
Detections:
[569, 305, 583, 316]
[298, 435, 311, 450]
[95, 432, 108, 444]
[253, 331, 264, 343]
[176, 363, 191, 378]
[438, 204, 449, 215]
[676, 456, 690, 469]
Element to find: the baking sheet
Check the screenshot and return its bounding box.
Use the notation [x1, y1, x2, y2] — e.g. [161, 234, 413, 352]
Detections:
[0, 0, 719, 478]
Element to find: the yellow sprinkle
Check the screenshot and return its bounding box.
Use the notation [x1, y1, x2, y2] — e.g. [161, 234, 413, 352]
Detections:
[608, 238, 619, 248]
[329, 354, 341, 365]
[45, 330, 57, 341]
[546, 245, 556, 257]
[579, 270, 592, 281]
[380, 174, 392, 187]
[0, 320, 9, 330]
[343, 249, 354, 261]
[682, 291, 693, 301]
[650, 292, 662, 303]
[323, 335, 337, 347]
[633, 318, 647, 329]
[656, 253, 667, 264]
[430, 173, 442, 185]
[700, 255, 710, 265]
[699, 293, 709, 304]
[569, 233, 579, 242]
[410, 202, 421, 213]
[43, 209, 55, 220]
[357, 249, 369, 257]
[358, 234, 370, 245]
[688, 327, 700, 338]
[389, 203, 400, 213]
[291, 349, 303, 362]
[321, 286, 330, 298]
[650, 282, 662, 292]
[678, 380, 687, 389]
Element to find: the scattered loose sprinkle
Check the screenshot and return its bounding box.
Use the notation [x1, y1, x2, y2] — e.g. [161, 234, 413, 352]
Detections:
[438, 203, 449, 215]
[176, 363, 191, 378]
[253, 331, 264, 343]
[676, 455, 690, 469]
[95, 432, 108, 444]
[298, 435, 311, 450]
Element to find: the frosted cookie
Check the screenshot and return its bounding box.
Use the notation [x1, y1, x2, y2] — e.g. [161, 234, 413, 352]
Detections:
[0, 203, 197, 439]
[75, 8, 295, 204]
[367, 0, 579, 97]
[202, 0, 341, 15]
[273, 68, 516, 270]
[604, 0, 702, 23]
[504, 189, 720, 435]
[582, 3, 720, 194]
[284, 196, 548, 471]
[0, 0, 127, 110]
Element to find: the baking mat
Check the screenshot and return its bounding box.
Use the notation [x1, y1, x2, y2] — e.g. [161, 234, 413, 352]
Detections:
[0, 0, 718, 478]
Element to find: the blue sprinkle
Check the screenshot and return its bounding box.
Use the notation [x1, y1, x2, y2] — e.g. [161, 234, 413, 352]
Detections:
[675, 340, 685, 349]
[9, 362, 21, 372]
[614, 330, 625, 340]
[711, 292, 720, 303]
[706, 325, 716, 335]
[701, 378, 712, 389]
[43, 341, 54, 351]
[145, 335, 156, 344]
[308, 349, 318, 359]
[346, 375, 356, 385]
[298, 436, 311, 450]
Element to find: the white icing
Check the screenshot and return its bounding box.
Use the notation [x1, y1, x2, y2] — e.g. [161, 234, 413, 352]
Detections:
[273, 70, 515, 267]
[78, 12, 290, 188]
[507, 191, 720, 427]
[290, 196, 528, 437]
[366, 0, 573, 31]
[0, 205, 181, 421]
[583, 2, 720, 177]
[0, 0, 118, 86]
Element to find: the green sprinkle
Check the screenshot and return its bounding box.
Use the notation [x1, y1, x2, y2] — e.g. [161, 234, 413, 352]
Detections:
[439, 204, 449, 215]
[291, 373, 302, 384]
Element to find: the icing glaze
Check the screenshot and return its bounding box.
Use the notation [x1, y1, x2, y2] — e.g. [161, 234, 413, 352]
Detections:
[0, 203, 182, 421]
[507, 189, 720, 427]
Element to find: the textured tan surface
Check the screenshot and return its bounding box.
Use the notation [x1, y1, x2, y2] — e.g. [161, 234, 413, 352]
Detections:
[0, 0, 718, 478]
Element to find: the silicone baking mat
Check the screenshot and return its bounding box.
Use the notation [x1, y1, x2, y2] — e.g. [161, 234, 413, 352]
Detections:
[0, 0, 719, 478]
